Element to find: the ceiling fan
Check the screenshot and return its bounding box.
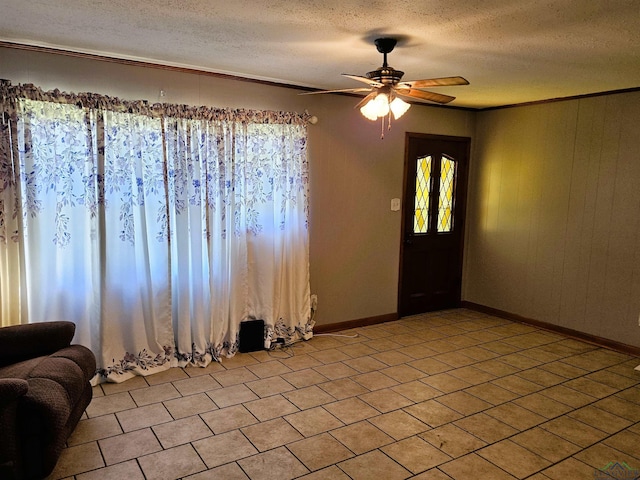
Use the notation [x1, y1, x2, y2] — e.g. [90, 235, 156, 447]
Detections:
[302, 37, 469, 137]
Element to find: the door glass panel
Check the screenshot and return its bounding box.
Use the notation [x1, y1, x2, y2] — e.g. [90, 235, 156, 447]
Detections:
[437, 156, 455, 232]
[414, 155, 431, 233]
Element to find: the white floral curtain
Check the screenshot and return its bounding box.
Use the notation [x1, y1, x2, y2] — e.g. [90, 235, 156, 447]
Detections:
[0, 81, 312, 382]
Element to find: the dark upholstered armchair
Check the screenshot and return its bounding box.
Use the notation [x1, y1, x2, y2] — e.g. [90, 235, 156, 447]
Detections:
[0, 321, 96, 480]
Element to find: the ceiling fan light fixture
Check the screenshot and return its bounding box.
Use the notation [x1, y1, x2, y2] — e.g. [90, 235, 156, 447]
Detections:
[390, 97, 410, 119]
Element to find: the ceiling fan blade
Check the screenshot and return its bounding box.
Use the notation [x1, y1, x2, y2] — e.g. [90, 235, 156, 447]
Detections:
[342, 74, 383, 87]
[299, 87, 372, 95]
[395, 88, 456, 104]
[354, 91, 377, 109]
[401, 76, 469, 89]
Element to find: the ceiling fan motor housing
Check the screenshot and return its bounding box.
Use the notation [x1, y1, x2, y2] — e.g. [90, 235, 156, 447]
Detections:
[366, 67, 404, 85]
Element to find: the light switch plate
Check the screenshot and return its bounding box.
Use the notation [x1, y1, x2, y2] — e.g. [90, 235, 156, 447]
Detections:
[391, 198, 401, 211]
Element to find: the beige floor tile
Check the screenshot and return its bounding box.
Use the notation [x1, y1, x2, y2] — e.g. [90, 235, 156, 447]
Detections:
[212, 367, 259, 387]
[613, 386, 640, 405]
[281, 368, 328, 388]
[193, 430, 258, 468]
[439, 453, 517, 480]
[513, 393, 572, 419]
[244, 394, 299, 421]
[595, 395, 640, 422]
[391, 380, 441, 402]
[404, 400, 462, 427]
[540, 457, 601, 480]
[537, 384, 595, 408]
[237, 446, 309, 480]
[100, 375, 148, 395]
[144, 367, 189, 385]
[454, 413, 518, 443]
[206, 383, 259, 408]
[246, 360, 293, 379]
[129, 383, 181, 407]
[568, 405, 632, 433]
[381, 364, 427, 383]
[586, 370, 640, 390]
[409, 357, 452, 375]
[164, 392, 217, 418]
[279, 354, 323, 371]
[402, 344, 438, 359]
[313, 362, 359, 380]
[603, 430, 640, 459]
[308, 336, 345, 350]
[538, 361, 588, 379]
[473, 359, 520, 377]
[343, 355, 390, 373]
[200, 404, 258, 433]
[338, 450, 412, 480]
[540, 416, 607, 447]
[172, 374, 221, 396]
[352, 371, 399, 391]
[283, 384, 335, 409]
[372, 350, 414, 366]
[363, 338, 405, 352]
[337, 343, 378, 358]
[485, 402, 546, 431]
[420, 424, 487, 458]
[463, 383, 518, 405]
[368, 410, 430, 440]
[516, 368, 565, 387]
[382, 436, 451, 474]
[86, 391, 136, 417]
[448, 366, 497, 385]
[116, 402, 172, 432]
[324, 397, 380, 424]
[241, 417, 303, 451]
[285, 406, 344, 436]
[421, 373, 470, 393]
[67, 414, 122, 446]
[220, 353, 259, 369]
[436, 391, 492, 416]
[562, 377, 618, 398]
[510, 428, 580, 462]
[491, 375, 543, 395]
[309, 348, 352, 364]
[138, 444, 206, 480]
[288, 433, 354, 471]
[99, 428, 162, 465]
[75, 460, 144, 480]
[152, 415, 212, 448]
[573, 442, 640, 470]
[330, 420, 394, 454]
[297, 465, 351, 480]
[411, 468, 455, 480]
[499, 354, 543, 370]
[245, 376, 295, 397]
[48, 442, 104, 479]
[184, 462, 249, 479]
[433, 351, 476, 368]
[318, 378, 369, 399]
[477, 439, 551, 478]
[359, 388, 413, 413]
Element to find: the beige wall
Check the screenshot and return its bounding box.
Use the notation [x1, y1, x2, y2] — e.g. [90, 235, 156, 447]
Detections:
[0, 46, 475, 327]
[466, 92, 640, 347]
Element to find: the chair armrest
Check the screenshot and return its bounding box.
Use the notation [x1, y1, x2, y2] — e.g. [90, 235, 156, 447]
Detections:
[0, 379, 28, 408]
[0, 321, 76, 366]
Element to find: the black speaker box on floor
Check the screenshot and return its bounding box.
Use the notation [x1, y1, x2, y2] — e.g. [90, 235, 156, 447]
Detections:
[239, 319, 265, 353]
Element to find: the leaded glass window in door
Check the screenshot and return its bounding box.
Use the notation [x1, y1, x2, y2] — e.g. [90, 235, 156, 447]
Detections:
[414, 156, 431, 233]
[437, 157, 455, 233]
[412, 154, 456, 234]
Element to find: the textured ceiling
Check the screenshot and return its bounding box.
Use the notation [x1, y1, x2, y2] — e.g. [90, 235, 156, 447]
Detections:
[1, 0, 639, 108]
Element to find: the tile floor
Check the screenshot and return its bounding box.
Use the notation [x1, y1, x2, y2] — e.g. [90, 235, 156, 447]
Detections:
[48, 309, 640, 480]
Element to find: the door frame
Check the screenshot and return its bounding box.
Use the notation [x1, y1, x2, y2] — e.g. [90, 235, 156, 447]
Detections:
[397, 132, 471, 317]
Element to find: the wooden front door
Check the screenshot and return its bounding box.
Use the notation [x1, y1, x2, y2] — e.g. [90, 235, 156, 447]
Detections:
[398, 133, 470, 316]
